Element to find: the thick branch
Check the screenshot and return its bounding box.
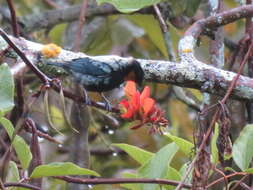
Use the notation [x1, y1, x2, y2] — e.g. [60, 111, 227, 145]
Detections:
[20, 3, 117, 33]
[1, 35, 253, 102]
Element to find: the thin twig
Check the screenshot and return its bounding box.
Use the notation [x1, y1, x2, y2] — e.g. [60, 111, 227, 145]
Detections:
[24, 121, 61, 144]
[6, 0, 25, 125]
[206, 172, 246, 188]
[230, 175, 249, 190]
[6, 0, 20, 37]
[153, 5, 168, 33]
[56, 176, 192, 188]
[4, 182, 41, 190]
[214, 167, 228, 190]
[153, 4, 176, 61]
[25, 118, 42, 188]
[73, 0, 88, 51]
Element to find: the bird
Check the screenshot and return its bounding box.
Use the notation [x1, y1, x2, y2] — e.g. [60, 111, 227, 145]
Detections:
[46, 57, 144, 108]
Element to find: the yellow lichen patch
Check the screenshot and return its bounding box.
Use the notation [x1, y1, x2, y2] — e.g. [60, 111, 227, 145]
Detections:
[181, 48, 192, 53]
[41, 43, 62, 58]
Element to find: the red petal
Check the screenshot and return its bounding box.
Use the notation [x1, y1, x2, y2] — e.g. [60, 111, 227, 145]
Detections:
[130, 91, 140, 112]
[124, 81, 137, 99]
[140, 86, 150, 105]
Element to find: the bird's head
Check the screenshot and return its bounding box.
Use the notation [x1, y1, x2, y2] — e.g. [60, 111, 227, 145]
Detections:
[124, 60, 144, 86]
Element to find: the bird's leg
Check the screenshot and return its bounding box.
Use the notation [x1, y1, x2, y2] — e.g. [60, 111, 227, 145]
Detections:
[100, 93, 112, 112]
[83, 88, 92, 106]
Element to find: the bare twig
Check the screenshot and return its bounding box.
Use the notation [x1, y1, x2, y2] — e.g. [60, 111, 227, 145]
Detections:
[4, 182, 41, 190]
[6, 0, 25, 126]
[213, 167, 228, 190]
[206, 172, 246, 188]
[24, 122, 61, 144]
[153, 5, 168, 33]
[73, 0, 88, 52]
[230, 175, 249, 190]
[26, 118, 42, 188]
[56, 176, 192, 188]
[6, 0, 19, 37]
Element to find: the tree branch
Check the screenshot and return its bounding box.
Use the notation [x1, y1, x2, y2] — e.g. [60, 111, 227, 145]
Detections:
[1, 33, 253, 102]
[20, 3, 118, 33]
[179, 4, 253, 60]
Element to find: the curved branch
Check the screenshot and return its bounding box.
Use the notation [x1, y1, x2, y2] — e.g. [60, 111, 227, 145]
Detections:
[179, 5, 253, 61]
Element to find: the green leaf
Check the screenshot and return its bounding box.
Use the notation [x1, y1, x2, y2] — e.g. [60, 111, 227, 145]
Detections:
[110, 17, 144, 46]
[164, 133, 194, 155]
[112, 143, 153, 164]
[127, 15, 168, 57]
[97, 0, 162, 13]
[211, 123, 219, 164]
[6, 161, 23, 190]
[49, 23, 67, 45]
[164, 167, 181, 190]
[6, 161, 20, 182]
[0, 63, 14, 113]
[30, 162, 100, 178]
[139, 143, 179, 190]
[0, 117, 32, 169]
[232, 124, 253, 171]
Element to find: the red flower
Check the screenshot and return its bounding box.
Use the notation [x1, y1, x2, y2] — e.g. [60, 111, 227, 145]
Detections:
[119, 81, 168, 133]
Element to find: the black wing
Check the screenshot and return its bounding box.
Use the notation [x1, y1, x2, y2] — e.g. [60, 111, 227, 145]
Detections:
[66, 58, 114, 77]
